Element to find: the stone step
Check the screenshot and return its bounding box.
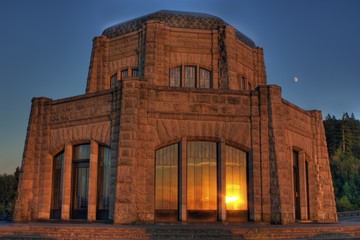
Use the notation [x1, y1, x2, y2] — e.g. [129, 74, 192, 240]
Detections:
[1, 223, 360, 239]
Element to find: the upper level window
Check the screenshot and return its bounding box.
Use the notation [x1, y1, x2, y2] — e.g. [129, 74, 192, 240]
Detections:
[132, 68, 139, 77]
[121, 69, 128, 79]
[184, 66, 196, 88]
[199, 68, 211, 88]
[110, 74, 118, 88]
[240, 76, 246, 91]
[169, 67, 181, 87]
[169, 65, 212, 89]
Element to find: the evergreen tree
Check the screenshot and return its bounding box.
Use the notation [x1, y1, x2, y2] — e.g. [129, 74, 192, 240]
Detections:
[0, 167, 19, 220]
[324, 113, 360, 211]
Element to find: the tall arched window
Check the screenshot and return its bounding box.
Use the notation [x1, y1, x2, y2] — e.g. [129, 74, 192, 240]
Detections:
[155, 143, 179, 221]
[50, 151, 64, 219]
[226, 145, 248, 222]
[187, 141, 217, 221]
[97, 145, 111, 220]
[72, 144, 90, 219]
[154, 141, 249, 223]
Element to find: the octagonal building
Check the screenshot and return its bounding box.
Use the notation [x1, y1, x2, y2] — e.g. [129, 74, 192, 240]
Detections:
[15, 10, 337, 224]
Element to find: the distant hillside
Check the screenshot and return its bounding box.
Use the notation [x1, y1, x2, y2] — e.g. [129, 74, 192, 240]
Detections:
[324, 113, 360, 211]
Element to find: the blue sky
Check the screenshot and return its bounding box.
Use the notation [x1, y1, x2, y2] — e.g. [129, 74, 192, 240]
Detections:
[0, 0, 359, 174]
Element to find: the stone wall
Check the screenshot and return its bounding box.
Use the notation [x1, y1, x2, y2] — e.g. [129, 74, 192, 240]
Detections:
[14, 92, 113, 221]
[86, 21, 267, 93]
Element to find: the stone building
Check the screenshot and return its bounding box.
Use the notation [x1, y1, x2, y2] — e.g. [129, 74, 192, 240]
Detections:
[14, 10, 337, 224]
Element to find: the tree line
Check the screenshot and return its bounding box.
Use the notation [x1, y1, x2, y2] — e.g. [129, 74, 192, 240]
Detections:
[0, 166, 19, 220]
[324, 113, 360, 211]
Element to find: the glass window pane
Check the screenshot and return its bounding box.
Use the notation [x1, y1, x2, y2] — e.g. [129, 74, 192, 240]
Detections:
[121, 69, 128, 79]
[170, 67, 181, 87]
[199, 68, 211, 88]
[98, 146, 111, 210]
[73, 144, 90, 160]
[155, 144, 178, 210]
[110, 74, 117, 88]
[187, 141, 217, 210]
[74, 165, 89, 209]
[132, 68, 139, 77]
[225, 145, 247, 210]
[51, 152, 64, 210]
[184, 66, 196, 88]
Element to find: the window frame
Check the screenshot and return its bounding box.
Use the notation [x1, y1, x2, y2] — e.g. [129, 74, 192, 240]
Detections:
[169, 66, 182, 87]
[199, 68, 212, 89]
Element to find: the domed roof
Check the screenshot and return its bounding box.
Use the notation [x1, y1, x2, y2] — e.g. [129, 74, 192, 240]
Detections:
[102, 10, 256, 48]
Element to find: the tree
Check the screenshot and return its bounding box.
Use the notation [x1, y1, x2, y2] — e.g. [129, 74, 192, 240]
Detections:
[324, 113, 360, 211]
[0, 166, 20, 220]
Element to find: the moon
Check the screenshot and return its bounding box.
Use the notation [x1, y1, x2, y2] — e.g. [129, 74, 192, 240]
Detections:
[293, 76, 299, 83]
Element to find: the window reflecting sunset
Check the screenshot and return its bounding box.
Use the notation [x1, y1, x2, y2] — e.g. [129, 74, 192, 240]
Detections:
[155, 144, 178, 210]
[226, 145, 247, 210]
[187, 141, 217, 210]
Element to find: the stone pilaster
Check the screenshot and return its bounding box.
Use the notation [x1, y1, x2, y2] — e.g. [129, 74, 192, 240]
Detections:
[310, 111, 338, 222]
[257, 86, 272, 222]
[144, 21, 157, 83]
[61, 144, 72, 220]
[114, 79, 151, 223]
[88, 140, 99, 221]
[249, 90, 261, 222]
[218, 139, 227, 222]
[86, 35, 109, 93]
[218, 24, 229, 89]
[253, 48, 267, 86]
[14, 97, 52, 221]
[179, 137, 187, 222]
[266, 85, 290, 224]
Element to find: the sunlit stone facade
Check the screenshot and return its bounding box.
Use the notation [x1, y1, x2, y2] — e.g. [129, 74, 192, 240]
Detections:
[15, 10, 337, 224]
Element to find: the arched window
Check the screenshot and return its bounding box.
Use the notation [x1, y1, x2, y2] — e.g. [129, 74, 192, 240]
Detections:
[226, 145, 248, 222]
[72, 144, 90, 219]
[199, 68, 211, 88]
[51, 151, 64, 219]
[187, 141, 217, 211]
[154, 141, 249, 222]
[155, 143, 179, 221]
